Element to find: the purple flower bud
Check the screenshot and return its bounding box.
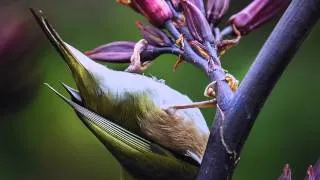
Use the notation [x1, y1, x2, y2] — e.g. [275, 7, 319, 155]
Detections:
[168, 0, 205, 14]
[85, 41, 160, 63]
[230, 0, 290, 35]
[118, 0, 173, 26]
[188, 0, 205, 14]
[305, 160, 320, 180]
[181, 0, 214, 42]
[136, 21, 172, 46]
[278, 164, 292, 180]
[305, 166, 316, 180]
[206, 0, 230, 25]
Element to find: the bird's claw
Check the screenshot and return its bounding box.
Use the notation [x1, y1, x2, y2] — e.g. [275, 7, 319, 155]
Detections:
[204, 73, 238, 98]
[204, 81, 217, 98]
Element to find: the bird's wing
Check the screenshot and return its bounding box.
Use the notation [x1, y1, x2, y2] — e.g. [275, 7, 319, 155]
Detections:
[62, 83, 201, 165]
[61, 83, 83, 104]
[45, 83, 172, 155]
[45, 83, 200, 178]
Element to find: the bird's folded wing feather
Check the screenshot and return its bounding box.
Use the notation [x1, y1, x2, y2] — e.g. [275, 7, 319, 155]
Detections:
[60, 82, 202, 165]
[45, 83, 174, 156]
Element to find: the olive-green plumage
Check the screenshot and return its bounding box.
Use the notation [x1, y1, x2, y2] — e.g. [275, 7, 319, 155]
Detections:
[31, 9, 209, 179]
[46, 83, 199, 180]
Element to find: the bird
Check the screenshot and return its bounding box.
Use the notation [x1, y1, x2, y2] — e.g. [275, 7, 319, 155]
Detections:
[30, 9, 210, 180]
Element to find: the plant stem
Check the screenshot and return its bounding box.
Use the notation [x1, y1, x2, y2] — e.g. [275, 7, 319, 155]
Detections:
[204, 41, 221, 67]
[155, 46, 183, 55]
[220, 25, 233, 39]
[165, 20, 233, 108]
[197, 0, 320, 179]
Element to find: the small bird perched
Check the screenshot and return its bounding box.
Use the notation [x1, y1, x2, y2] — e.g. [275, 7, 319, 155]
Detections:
[31, 9, 210, 179]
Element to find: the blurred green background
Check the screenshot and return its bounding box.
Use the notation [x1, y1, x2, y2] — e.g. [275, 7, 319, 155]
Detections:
[0, 0, 319, 179]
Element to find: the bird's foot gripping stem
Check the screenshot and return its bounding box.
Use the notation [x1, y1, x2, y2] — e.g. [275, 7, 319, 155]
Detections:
[163, 99, 217, 115]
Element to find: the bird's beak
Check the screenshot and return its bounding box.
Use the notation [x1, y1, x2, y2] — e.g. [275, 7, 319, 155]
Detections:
[30, 8, 104, 106]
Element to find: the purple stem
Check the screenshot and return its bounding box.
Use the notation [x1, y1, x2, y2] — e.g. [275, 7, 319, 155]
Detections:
[156, 46, 183, 55]
[165, 20, 233, 109]
[220, 25, 234, 39]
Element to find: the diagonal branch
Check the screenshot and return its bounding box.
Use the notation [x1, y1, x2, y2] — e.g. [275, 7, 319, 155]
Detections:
[197, 0, 320, 179]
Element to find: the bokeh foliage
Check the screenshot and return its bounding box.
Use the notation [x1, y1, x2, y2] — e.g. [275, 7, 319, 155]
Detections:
[0, 0, 319, 179]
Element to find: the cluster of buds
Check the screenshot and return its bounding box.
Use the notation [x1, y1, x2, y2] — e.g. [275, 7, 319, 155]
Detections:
[278, 160, 320, 180]
[84, 0, 291, 105]
[87, 0, 290, 73]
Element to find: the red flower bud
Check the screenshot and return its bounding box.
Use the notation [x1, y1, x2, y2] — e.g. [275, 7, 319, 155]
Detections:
[230, 0, 290, 35]
[118, 0, 173, 26]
